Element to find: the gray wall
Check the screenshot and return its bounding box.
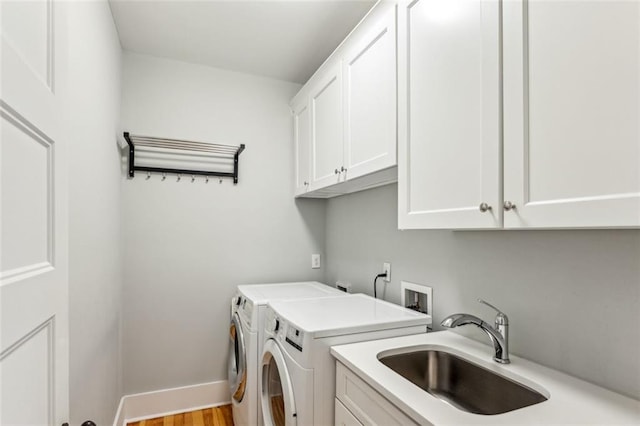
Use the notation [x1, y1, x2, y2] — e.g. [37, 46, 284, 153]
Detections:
[67, 2, 123, 424]
[120, 53, 326, 394]
[325, 183, 640, 400]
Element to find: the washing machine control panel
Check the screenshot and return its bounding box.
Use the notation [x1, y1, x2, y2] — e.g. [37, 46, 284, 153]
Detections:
[285, 326, 304, 352]
[238, 298, 253, 328]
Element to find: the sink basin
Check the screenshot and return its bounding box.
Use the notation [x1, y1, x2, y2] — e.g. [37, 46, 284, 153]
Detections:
[378, 349, 548, 415]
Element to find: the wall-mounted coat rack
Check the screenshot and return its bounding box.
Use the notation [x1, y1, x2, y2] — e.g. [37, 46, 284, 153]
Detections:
[123, 132, 246, 184]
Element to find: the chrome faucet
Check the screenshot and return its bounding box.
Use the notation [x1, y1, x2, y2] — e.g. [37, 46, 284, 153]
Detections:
[441, 299, 510, 364]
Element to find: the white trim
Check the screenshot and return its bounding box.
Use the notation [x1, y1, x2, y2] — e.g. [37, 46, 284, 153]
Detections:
[112, 380, 230, 426]
[113, 396, 125, 426]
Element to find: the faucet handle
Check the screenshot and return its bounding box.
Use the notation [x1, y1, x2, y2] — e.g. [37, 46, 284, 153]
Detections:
[478, 299, 508, 325]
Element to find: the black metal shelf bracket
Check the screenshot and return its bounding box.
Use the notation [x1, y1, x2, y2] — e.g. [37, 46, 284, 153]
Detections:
[123, 132, 245, 184]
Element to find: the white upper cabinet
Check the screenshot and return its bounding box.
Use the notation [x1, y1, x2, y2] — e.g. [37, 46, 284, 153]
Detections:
[399, 0, 640, 229]
[502, 0, 640, 228]
[310, 63, 344, 190]
[398, 0, 501, 229]
[293, 96, 311, 196]
[292, 3, 399, 198]
[343, 9, 397, 181]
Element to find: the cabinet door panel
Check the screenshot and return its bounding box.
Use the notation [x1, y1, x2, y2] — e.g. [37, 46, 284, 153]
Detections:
[335, 399, 363, 426]
[293, 99, 310, 196]
[336, 362, 419, 426]
[398, 0, 501, 229]
[344, 8, 397, 180]
[311, 64, 344, 190]
[503, 0, 640, 228]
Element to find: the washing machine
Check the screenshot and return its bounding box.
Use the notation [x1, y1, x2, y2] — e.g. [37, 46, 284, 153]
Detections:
[259, 293, 432, 426]
[228, 281, 344, 426]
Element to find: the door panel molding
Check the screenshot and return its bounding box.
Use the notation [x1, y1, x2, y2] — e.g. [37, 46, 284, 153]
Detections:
[0, 316, 55, 425]
[1, 100, 55, 283]
[0, 0, 55, 90]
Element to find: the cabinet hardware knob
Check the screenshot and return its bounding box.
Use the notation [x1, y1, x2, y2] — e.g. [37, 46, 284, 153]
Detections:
[304, 181, 308, 186]
[503, 201, 516, 211]
[335, 168, 340, 174]
[341, 166, 347, 172]
[479, 202, 492, 213]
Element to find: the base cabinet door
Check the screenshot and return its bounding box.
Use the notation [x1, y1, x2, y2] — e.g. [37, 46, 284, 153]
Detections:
[397, 0, 501, 229]
[343, 7, 397, 181]
[503, 0, 640, 228]
[335, 399, 363, 426]
[335, 362, 419, 426]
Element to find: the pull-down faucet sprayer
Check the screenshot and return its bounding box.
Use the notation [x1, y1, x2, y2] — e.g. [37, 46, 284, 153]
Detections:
[441, 299, 510, 364]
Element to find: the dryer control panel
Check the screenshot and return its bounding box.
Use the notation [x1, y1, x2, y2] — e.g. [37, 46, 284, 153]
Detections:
[285, 326, 304, 352]
[265, 309, 280, 336]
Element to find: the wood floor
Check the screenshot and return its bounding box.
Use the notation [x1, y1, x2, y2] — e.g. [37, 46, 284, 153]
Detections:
[270, 395, 284, 426]
[127, 405, 233, 426]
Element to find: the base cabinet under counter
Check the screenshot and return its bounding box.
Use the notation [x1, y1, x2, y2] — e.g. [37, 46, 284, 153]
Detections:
[335, 361, 420, 426]
[335, 399, 364, 426]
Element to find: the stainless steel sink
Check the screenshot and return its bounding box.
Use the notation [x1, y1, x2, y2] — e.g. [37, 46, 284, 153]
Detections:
[378, 349, 548, 415]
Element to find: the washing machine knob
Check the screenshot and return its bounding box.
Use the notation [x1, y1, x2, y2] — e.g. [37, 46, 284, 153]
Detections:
[274, 319, 280, 332]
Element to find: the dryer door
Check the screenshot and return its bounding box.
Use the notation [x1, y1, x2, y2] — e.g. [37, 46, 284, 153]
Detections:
[260, 339, 297, 426]
[228, 312, 247, 402]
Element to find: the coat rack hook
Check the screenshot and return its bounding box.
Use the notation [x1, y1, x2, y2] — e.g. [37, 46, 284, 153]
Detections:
[205, 176, 209, 184]
[162, 173, 166, 181]
[219, 178, 223, 184]
[177, 173, 181, 182]
[191, 175, 195, 183]
[146, 171, 151, 180]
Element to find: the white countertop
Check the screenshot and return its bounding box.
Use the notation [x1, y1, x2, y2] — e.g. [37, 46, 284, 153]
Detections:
[331, 331, 640, 425]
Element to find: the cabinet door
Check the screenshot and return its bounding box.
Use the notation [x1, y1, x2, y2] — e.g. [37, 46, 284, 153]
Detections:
[343, 8, 397, 181]
[310, 63, 344, 190]
[398, 0, 501, 229]
[293, 97, 311, 196]
[335, 399, 363, 426]
[336, 362, 419, 426]
[503, 0, 640, 228]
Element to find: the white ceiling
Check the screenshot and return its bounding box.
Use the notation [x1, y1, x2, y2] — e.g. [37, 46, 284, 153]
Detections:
[108, 0, 376, 84]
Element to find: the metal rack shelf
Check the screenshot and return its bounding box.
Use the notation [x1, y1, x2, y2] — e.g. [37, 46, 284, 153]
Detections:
[124, 132, 245, 184]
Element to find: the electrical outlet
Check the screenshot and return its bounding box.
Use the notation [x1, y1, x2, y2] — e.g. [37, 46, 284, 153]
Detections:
[311, 254, 321, 269]
[383, 262, 391, 282]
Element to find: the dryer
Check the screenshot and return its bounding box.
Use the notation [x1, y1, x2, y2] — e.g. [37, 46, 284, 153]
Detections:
[259, 294, 432, 426]
[228, 281, 343, 426]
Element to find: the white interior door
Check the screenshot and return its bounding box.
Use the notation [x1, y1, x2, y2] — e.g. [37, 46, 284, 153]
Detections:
[503, 0, 640, 228]
[343, 7, 397, 181]
[397, 0, 501, 229]
[1, 1, 69, 424]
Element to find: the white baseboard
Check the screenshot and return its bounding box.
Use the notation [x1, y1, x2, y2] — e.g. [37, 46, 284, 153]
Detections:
[112, 380, 230, 426]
